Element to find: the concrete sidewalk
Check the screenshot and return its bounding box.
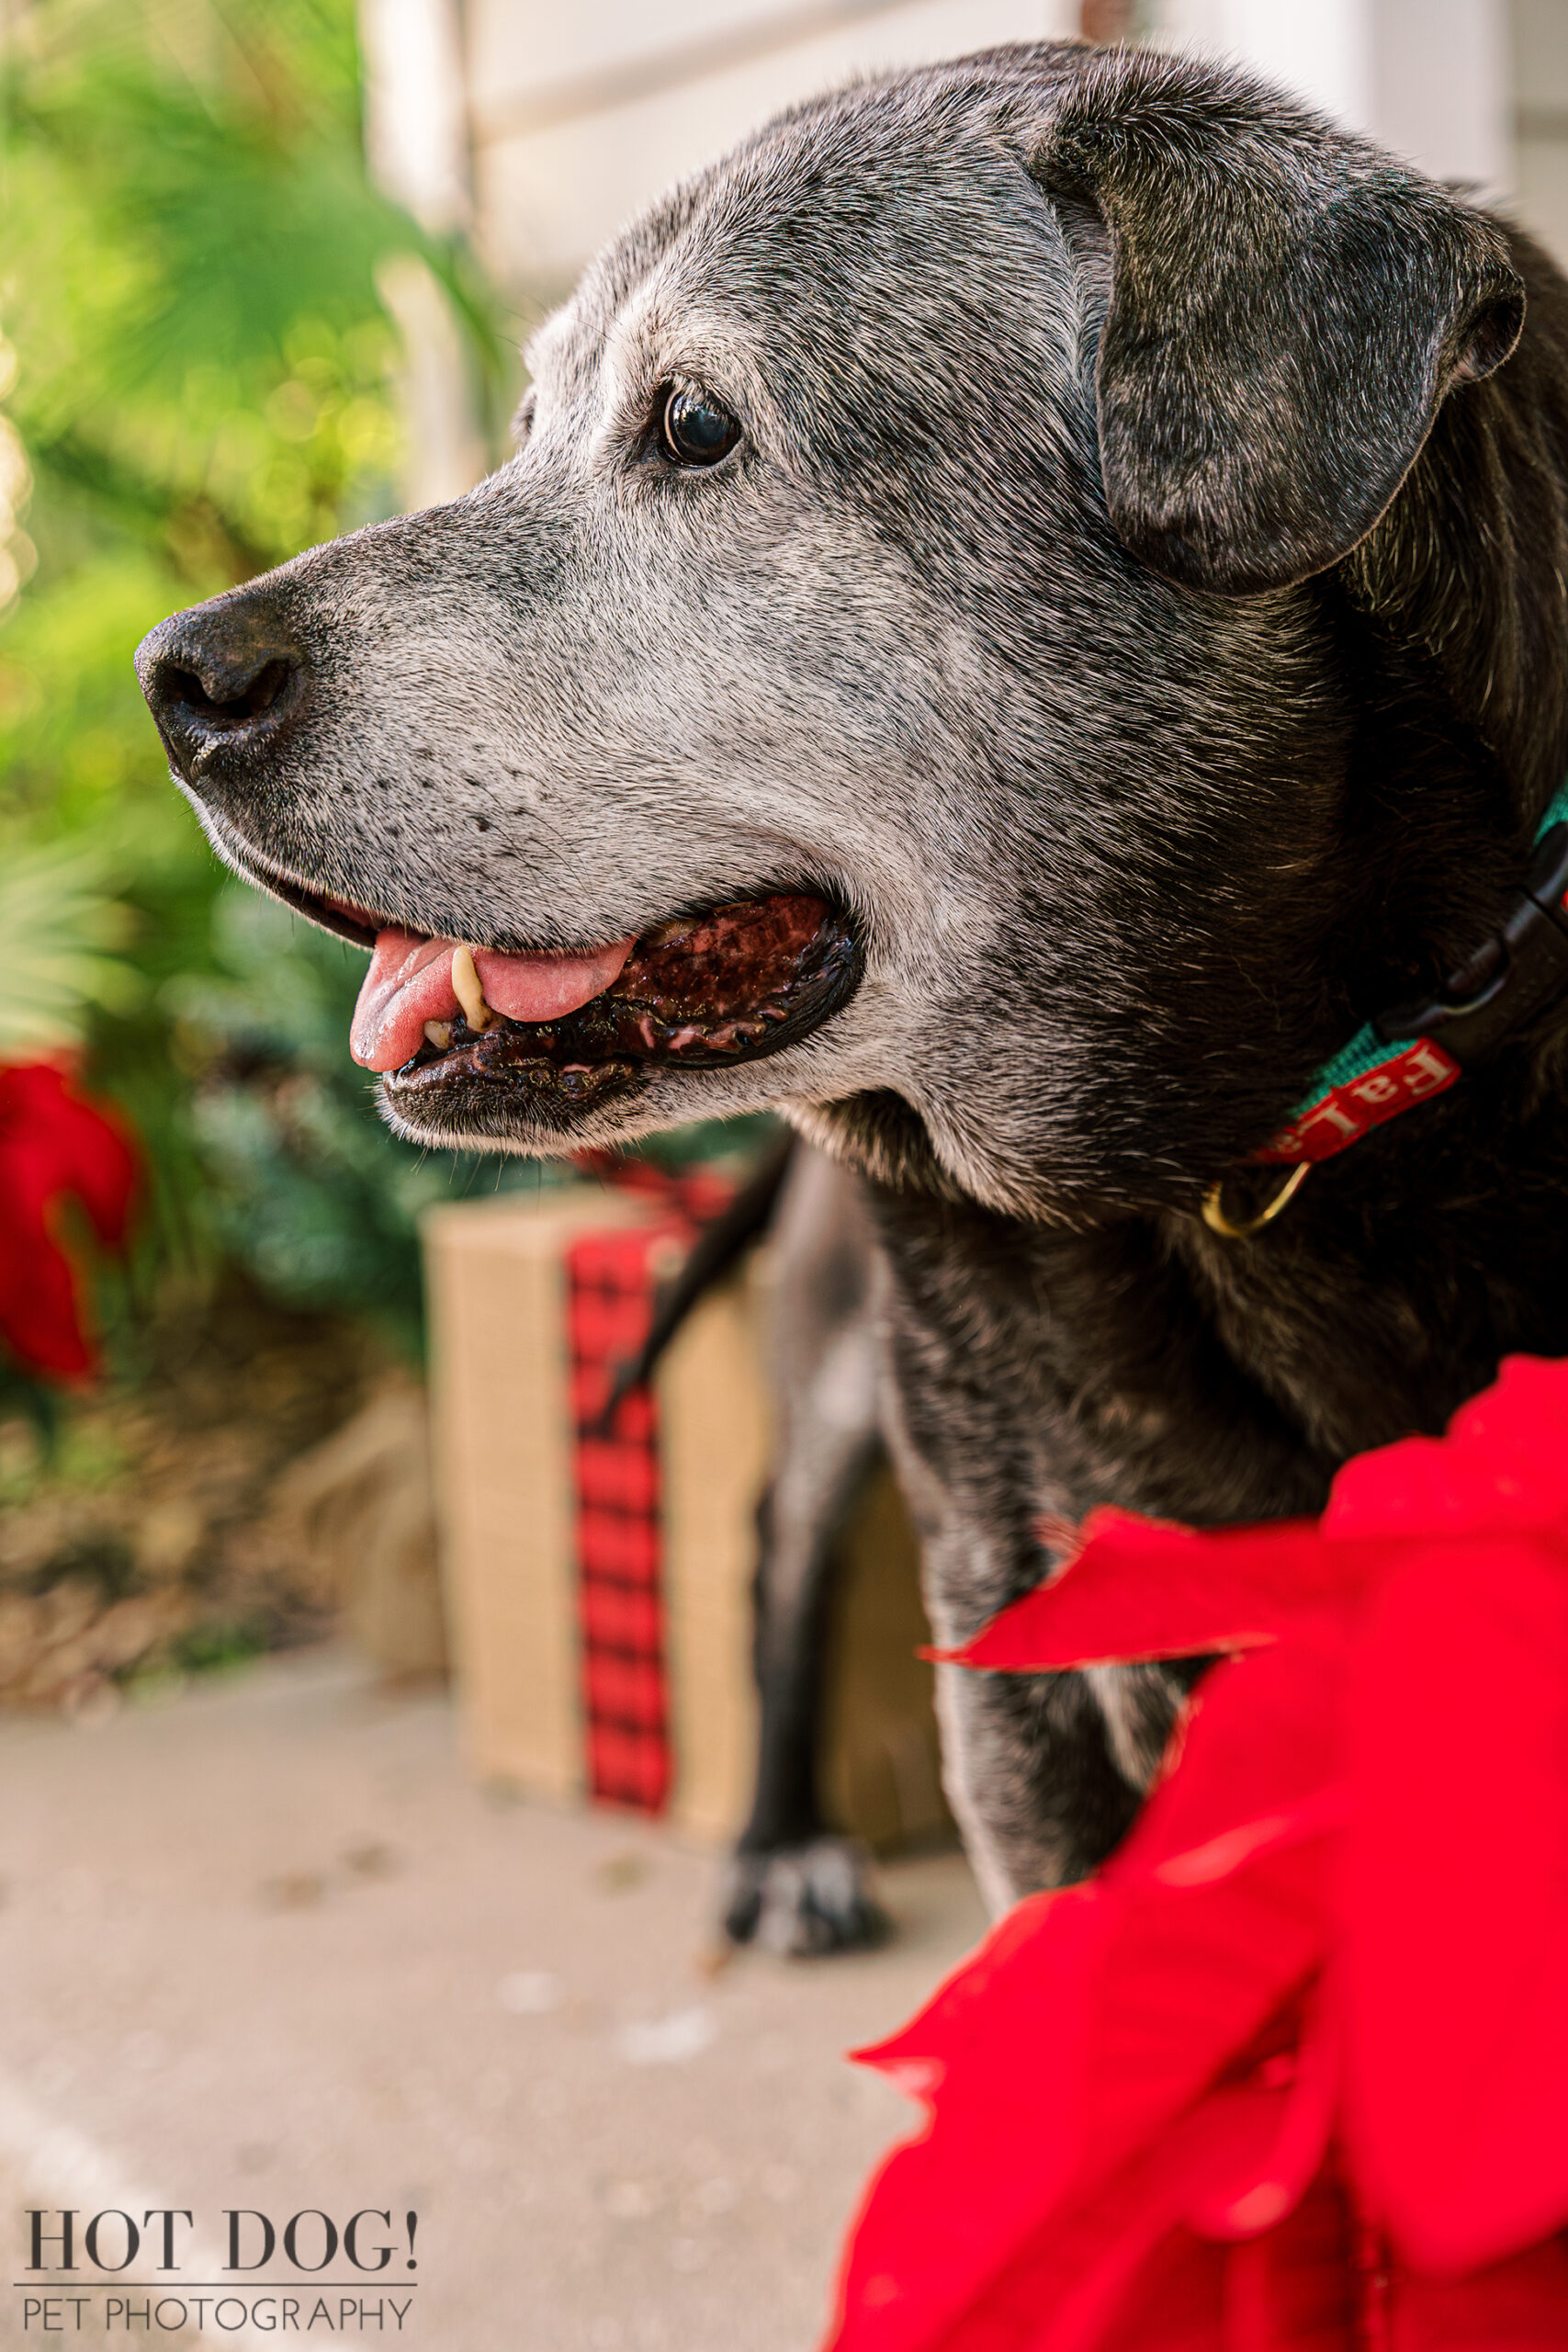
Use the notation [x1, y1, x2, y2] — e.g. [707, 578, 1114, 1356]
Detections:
[0, 1651, 986, 2351]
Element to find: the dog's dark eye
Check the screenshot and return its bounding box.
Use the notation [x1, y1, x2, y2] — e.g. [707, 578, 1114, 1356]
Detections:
[660, 384, 741, 468]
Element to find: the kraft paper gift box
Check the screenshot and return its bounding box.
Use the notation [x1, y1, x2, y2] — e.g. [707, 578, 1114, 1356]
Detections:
[422, 1183, 950, 1850]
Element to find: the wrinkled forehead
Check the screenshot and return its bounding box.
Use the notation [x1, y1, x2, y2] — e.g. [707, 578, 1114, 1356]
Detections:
[521, 83, 1050, 424]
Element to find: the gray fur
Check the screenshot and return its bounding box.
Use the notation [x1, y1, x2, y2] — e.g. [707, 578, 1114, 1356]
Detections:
[138, 41, 1568, 1910]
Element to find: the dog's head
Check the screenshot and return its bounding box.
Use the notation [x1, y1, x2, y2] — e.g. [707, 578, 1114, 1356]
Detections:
[137, 43, 1525, 1218]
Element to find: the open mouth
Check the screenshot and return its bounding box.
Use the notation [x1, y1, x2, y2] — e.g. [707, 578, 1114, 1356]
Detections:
[219, 843, 861, 1120]
[376, 891, 859, 1112]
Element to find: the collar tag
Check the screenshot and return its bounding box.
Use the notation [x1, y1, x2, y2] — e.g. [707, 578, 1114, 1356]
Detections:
[1259, 1036, 1461, 1164]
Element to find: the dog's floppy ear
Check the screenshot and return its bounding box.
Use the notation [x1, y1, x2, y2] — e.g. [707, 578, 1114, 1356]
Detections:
[1032, 52, 1525, 595]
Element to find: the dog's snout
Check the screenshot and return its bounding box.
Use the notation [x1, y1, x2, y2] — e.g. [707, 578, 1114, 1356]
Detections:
[136, 593, 308, 775]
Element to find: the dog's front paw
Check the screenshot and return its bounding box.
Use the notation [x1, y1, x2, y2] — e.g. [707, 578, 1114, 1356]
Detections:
[720, 1836, 889, 1957]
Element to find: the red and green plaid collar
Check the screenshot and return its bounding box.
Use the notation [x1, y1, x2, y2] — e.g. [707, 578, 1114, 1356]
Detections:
[1260, 781, 1568, 1168]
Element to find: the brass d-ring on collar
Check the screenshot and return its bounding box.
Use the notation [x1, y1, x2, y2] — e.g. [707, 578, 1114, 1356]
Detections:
[1201, 1161, 1311, 1239]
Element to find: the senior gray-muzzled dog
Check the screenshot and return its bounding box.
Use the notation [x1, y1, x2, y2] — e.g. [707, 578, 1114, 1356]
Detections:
[137, 40, 1568, 1918]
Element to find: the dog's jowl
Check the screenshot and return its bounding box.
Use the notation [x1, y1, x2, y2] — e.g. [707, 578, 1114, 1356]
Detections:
[138, 43, 1568, 1914]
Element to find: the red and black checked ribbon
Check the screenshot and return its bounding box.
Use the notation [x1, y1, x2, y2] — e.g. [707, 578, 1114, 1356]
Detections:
[562, 1155, 735, 1815]
[566, 1224, 678, 1813]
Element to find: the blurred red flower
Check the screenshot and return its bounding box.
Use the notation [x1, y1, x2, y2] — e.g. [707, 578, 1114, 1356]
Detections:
[0, 1061, 137, 1379]
[827, 1354, 1568, 2352]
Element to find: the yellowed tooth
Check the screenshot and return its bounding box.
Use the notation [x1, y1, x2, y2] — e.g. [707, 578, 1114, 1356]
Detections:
[451, 944, 494, 1032]
[423, 1020, 453, 1051]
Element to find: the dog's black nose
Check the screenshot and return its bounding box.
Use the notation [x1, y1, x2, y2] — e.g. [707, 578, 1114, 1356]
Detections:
[136, 591, 308, 776]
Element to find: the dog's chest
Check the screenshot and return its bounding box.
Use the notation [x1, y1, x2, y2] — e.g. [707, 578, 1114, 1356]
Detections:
[868, 1191, 1332, 1637]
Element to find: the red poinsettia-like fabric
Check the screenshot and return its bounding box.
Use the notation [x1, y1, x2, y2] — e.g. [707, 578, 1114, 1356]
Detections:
[0, 1061, 137, 1378]
[826, 1355, 1568, 2352]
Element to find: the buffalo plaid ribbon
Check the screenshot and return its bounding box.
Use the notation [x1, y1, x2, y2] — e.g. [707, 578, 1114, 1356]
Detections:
[563, 1158, 735, 1815]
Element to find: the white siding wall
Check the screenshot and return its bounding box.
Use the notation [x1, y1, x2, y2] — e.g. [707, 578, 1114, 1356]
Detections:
[1156, 0, 1376, 129]
[465, 0, 1079, 289]
[1372, 0, 1510, 191]
[1156, 0, 1568, 263]
[459, 1, 1568, 291]
[1155, 0, 1511, 190]
[1514, 0, 1568, 265]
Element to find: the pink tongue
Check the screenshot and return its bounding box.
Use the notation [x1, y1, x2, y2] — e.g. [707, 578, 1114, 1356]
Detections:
[350, 928, 635, 1072]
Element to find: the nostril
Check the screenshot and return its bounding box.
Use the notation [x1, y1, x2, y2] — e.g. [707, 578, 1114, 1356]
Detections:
[138, 593, 310, 785]
[161, 655, 296, 727]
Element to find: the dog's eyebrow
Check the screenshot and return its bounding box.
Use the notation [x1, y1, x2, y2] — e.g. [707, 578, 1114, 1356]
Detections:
[604, 269, 760, 403]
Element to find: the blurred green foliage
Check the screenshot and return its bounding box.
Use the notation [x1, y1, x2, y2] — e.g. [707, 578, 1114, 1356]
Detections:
[0, 0, 523, 1358]
[0, 837, 141, 1055]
